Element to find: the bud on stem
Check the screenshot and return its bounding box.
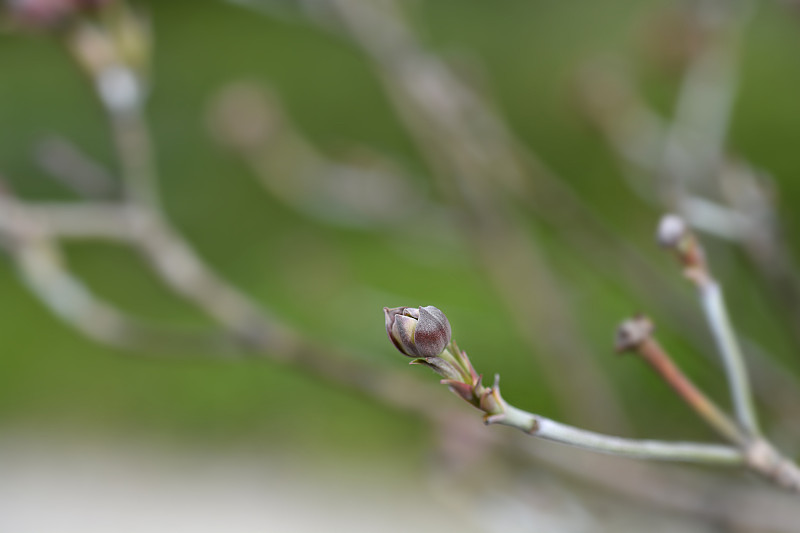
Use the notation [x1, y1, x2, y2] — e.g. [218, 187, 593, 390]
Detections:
[383, 305, 511, 423]
[384, 306, 452, 358]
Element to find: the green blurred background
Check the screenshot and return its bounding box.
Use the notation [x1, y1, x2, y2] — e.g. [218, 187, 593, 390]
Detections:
[1, 0, 799, 529]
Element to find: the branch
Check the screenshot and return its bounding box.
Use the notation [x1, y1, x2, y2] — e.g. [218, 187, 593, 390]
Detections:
[658, 214, 759, 436]
[615, 311, 800, 492]
[0, 192, 229, 352]
[383, 305, 800, 492]
[207, 81, 433, 229]
[497, 404, 742, 465]
[615, 315, 746, 446]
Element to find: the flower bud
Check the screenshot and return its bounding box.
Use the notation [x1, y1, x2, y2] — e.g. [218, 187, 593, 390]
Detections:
[657, 213, 688, 248]
[383, 305, 452, 358]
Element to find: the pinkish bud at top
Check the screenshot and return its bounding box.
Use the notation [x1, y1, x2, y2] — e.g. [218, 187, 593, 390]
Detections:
[657, 213, 688, 248]
[383, 305, 452, 357]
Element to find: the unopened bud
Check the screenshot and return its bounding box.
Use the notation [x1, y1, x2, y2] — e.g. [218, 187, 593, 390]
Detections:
[657, 213, 688, 248]
[384, 305, 452, 358]
[656, 213, 709, 283]
[615, 315, 654, 353]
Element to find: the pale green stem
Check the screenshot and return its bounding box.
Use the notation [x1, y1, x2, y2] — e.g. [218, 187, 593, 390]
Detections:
[110, 108, 161, 210]
[699, 279, 760, 436]
[493, 404, 743, 465]
[440, 347, 473, 384]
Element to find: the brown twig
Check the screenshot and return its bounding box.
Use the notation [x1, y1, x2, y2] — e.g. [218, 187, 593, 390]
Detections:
[616, 316, 745, 446]
[616, 314, 800, 492]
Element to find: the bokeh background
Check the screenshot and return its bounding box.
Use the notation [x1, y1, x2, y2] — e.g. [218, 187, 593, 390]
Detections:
[1, 0, 799, 531]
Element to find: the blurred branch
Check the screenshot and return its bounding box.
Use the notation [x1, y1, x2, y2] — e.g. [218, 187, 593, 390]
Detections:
[35, 136, 118, 198]
[576, 2, 800, 348]
[0, 189, 225, 352]
[0, 176, 467, 421]
[315, 0, 631, 433]
[658, 1, 751, 202]
[207, 82, 442, 230]
[0, 4, 456, 419]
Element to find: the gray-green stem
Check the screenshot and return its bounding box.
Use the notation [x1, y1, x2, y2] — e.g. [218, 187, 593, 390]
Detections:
[492, 404, 743, 465]
[698, 278, 760, 436]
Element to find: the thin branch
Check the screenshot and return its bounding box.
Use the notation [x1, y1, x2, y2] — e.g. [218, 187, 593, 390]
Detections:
[614, 311, 800, 492]
[208, 82, 434, 229]
[658, 1, 750, 202]
[616, 315, 747, 446]
[17, 202, 137, 241]
[66, 16, 304, 354]
[658, 214, 759, 436]
[700, 279, 759, 429]
[0, 182, 461, 421]
[497, 404, 743, 465]
[0, 192, 229, 352]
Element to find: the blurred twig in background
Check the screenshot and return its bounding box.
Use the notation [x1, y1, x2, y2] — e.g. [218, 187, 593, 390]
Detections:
[577, 0, 800, 342]
[576, 0, 800, 450]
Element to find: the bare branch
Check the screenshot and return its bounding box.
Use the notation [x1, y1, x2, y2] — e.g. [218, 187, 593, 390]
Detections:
[498, 405, 743, 465]
[207, 81, 434, 229]
[658, 214, 759, 436]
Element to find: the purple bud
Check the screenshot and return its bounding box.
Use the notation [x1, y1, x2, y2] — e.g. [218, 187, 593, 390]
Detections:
[383, 305, 452, 357]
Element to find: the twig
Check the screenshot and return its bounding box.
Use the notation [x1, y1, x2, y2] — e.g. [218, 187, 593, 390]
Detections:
[0, 191, 228, 352]
[496, 404, 743, 465]
[658, 1, 750, 202]
[614, 312, 800, 492]
[615, 315, 746, 446]
[658, 214, 759, 436]
[16, 202, 137, 241]
[207, 82, 432, 229]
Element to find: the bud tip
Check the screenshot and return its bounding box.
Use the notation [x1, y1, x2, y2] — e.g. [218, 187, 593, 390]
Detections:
[615, 315, 654, 353]
[657, 213, 688, 248]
